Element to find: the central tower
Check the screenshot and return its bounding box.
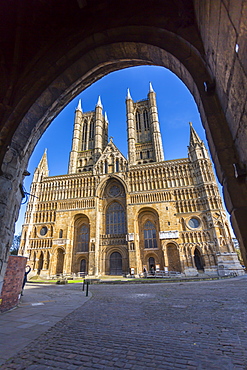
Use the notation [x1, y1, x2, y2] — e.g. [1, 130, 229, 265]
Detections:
[126, 83, 164, 166]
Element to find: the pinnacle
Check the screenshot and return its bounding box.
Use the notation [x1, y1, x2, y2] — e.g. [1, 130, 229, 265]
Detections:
[149, 82, 154, 93]
[104, 112, 108, 123]
[76, 99, 83, 112]
[126, 88, 132, 100]
[96, 96, 103, 108]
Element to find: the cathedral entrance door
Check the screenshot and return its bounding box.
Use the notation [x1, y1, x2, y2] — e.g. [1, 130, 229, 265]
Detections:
[110, 252, 122, 275]
[80, 259, 87, 273]
[148, 257, 155, 273]
[194, 248, 204, 271]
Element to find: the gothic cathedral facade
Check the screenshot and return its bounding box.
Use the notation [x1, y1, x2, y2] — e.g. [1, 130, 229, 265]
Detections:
[19, 84, 243, 277]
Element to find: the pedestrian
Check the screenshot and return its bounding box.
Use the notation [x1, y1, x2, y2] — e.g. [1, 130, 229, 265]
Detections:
[21, 265, 31, 295]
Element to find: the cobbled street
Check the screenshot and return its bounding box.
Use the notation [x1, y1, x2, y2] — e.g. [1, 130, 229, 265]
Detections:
[2, 277, 247, 369]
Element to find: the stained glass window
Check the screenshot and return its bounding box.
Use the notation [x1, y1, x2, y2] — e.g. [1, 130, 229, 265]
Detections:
[106, 202, 126, 234]
[144, 221, 157, 248]
[77, 224, 89, 252]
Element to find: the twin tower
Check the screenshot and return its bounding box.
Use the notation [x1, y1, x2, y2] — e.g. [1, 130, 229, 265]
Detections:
[68, 83, 164, 174]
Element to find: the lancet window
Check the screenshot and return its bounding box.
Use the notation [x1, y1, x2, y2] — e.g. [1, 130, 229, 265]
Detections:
[106, 202, 126, 235]
[143, 110, 149, 130]
[144, 221, 157, 249]
[82, 120, 88, 150]
[77, 224, 89, 252]
[136, 111, 141, 132]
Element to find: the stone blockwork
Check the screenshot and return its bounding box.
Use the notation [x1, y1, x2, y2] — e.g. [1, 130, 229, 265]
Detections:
[19, 89, 243, 278]
[0, 255, 27, 312]
[0, 1, 247, 292]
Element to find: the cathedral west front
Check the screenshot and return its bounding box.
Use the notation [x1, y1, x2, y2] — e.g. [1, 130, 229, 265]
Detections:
[19, 84, 243, 277]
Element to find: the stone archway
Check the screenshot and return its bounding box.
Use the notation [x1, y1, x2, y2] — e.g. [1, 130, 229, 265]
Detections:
[194, 248, 204, 272]
[1, 1, 247, 293]
[110, 252, 123, 276]
[80, 259, 87, 274]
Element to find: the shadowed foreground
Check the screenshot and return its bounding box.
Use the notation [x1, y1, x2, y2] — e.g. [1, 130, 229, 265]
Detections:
[2, 277, 247, 369]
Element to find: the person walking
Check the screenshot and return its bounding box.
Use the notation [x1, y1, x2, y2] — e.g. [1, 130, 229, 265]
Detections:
[21, 265, 31, 295]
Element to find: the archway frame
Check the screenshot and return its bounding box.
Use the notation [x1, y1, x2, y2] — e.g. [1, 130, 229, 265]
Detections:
[1, 17, 247, 291]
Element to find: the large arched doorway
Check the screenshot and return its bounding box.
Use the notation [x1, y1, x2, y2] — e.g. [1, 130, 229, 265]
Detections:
[194, 248, 204, 272]
[148, 257, 155, 273]
[80, 259, 87, 274]
[110, 252, 122, 275]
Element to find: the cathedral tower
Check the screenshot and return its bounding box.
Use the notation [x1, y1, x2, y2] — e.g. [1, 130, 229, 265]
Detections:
[126, 83, 164, 165]
[68, 97, 108, 174]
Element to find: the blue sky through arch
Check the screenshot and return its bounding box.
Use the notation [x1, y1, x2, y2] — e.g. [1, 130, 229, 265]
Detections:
[15, 65, 209, 234]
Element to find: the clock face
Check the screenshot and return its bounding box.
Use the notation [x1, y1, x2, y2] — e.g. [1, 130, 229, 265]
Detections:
[108, 185, 121, 197]
[188, 218, 200, 229]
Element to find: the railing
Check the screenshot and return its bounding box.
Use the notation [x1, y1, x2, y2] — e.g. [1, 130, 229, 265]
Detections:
[140, 270, 182, 278]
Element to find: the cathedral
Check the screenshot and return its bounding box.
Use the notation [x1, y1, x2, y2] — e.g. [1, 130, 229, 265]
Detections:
[19, 84, 243, 277]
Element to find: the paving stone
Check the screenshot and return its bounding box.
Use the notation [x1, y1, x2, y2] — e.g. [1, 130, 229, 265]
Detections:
[1, 278, 247, 369]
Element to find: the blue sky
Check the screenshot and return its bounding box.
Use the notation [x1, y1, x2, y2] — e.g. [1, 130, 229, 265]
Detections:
[15, 65, 221, 234]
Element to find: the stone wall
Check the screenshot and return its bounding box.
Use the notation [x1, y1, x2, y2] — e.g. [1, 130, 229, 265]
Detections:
[0, 255, 27, 313]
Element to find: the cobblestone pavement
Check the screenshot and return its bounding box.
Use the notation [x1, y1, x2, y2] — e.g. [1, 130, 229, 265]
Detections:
[2, 276, 247, 369]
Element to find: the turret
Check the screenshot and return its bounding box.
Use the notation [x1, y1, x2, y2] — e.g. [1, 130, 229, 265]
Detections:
[126, 88, 136, 165]
[148, 83, 164, 162]
[68, 100, 83, 173]
[188, 122, 209, 162]
[33, 149, 49, 183]
[104, 112, 109, 147]
[94, 96, 104, 161]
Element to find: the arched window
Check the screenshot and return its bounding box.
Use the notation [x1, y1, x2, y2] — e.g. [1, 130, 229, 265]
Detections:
[144, 221, 157, 248]
[106, 202, 126, 234]
[77, 224, 89, 252]
[89, 120, 94, 139]
[136, 111, 141, 131]
[116, 158, 119, 172]
[59, 229, 63, 238]
[104, 160, 108, 174]
[143, 110, 149, 130]
[82, 120, 88, 150]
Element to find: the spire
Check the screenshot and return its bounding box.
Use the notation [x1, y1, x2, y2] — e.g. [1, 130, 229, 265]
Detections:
[38, 149, 48, 170]
[189, 122, 202, 147]
[149, 82, 154, 93]
[34, 149, 49, 181]
[76, 99, 83, 112]
[188, 122, 209, 161]
[104, 112, 108, 123]
[96, 95, 103, 108]
[126, 88, 132, 100]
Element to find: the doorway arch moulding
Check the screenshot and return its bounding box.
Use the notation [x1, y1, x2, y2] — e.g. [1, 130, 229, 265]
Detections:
[1, 1, 247, 293]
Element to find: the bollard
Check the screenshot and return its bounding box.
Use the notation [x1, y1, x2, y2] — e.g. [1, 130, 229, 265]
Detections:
[82, 279, 85, 291]
[86, 281, 89, 297]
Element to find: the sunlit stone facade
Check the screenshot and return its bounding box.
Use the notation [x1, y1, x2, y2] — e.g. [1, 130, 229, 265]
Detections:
[19, 86, 243, 277]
